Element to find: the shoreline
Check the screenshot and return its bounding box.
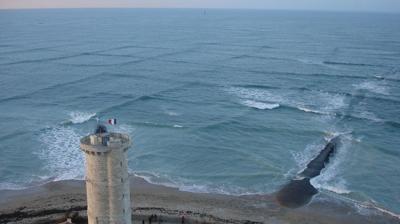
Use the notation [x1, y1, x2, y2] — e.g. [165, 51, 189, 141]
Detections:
[1, 176, 399, 224]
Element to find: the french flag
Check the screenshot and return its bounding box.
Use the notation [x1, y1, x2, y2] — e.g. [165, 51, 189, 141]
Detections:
[108, 118, 117, 125]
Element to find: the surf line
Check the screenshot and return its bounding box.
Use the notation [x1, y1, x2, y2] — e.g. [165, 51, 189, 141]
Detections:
[276, 136, 340, 208]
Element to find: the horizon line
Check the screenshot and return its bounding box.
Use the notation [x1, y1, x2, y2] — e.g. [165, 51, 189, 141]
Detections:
[0, 7, 399, 14]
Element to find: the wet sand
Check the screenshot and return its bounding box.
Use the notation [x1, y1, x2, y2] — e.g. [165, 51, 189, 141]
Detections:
[0, 176, 398, 224]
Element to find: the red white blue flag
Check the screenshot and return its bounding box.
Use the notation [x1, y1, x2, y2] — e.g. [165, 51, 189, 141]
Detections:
[108, 118, 117, 125]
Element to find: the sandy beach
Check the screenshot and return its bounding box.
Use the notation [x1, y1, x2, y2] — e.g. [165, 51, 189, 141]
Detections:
[0, 176, 398, 224]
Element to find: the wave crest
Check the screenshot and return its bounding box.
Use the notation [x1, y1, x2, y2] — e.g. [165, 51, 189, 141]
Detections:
[242, 100, 280, 110]
[68, 111, 96, 124]
[353, 81, 389, 95]
[310, 134, 354, 195]
[297, 106, 331, 115]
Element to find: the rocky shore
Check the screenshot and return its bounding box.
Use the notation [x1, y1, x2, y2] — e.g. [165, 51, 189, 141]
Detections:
[0, 177, 398, 224]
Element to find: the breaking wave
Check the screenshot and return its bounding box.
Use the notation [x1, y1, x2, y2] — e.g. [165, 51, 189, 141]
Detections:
[68, 111, 96, 124]
[289, 131, 354, 197]
[241, 100, 280, 110]
[291, 141, 325, 172]
[353, 81, 390, 95]
[227, 86, 347, 115]
[310, 133, 354, 195]
[134, 171, 266, 196]
[37, 126, 85, 181]
[296, 106, 331, 115]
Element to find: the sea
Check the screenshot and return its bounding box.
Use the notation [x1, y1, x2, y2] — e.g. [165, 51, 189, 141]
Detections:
[0, 9, 399, 215]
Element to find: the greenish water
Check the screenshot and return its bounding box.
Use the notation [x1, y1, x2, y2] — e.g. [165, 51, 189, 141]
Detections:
[0, 9, 399, 215]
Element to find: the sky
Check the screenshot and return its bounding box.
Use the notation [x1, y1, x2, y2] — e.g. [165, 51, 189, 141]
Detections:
[0, 0, 400, 12]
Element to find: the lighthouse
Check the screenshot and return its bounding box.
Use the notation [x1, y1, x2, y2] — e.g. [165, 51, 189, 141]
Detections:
[80, 125, 132, 224]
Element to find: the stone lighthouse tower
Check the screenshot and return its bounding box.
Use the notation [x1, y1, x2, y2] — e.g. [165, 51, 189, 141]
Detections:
[80, 125, 132, 224]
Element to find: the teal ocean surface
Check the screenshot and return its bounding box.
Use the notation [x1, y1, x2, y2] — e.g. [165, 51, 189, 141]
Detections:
[0, 9, 399, 215]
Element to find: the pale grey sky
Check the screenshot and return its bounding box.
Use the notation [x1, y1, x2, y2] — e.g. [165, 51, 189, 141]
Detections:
[0, 0, 400, 12]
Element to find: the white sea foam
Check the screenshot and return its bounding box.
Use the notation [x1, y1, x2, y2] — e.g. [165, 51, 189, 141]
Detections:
[228, 87, 283, 103]
[317, 92, 347, 112]
[110, 124, 136, 136]
[310, 134, 353, 195]
[353, 81, 389, 95]
[178, 181, 267, 196]
[134, 171, 265, 196]
[68, 111, 96, 124]
[349, 100, 383, 123]
[228, 86, 346, 115]
[291, 141, 324, 171]
[173, 124, 183, 128]
[241, 100, 280, 110]
[293, 92, 346, 116]
[0, 182, 26, 190]
[37, 126, 85, 181]
[134, 172, 176, 188]
[178, 183, 234, 195]
[297, 106, 331, 115]
[280, 90, 347, 115]
[319, 179, 351, 194]
[291, 132, 354, 196]
[166, 111, 180, 116]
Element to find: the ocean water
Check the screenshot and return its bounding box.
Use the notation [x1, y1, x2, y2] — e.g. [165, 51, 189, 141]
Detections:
[0, 9, 399, 214]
